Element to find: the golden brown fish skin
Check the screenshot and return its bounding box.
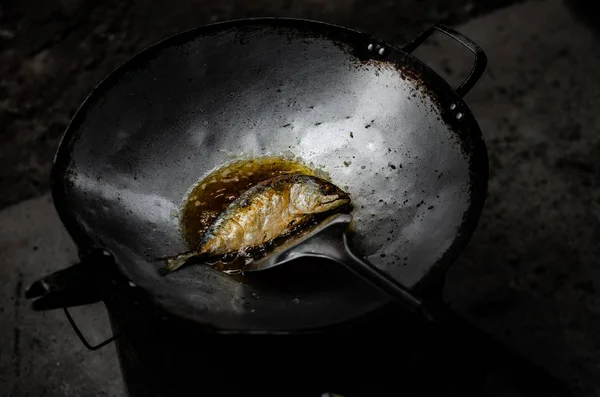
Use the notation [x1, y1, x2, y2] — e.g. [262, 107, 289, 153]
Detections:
[162, 174, 350, 273]
[200, 174, 350, 255]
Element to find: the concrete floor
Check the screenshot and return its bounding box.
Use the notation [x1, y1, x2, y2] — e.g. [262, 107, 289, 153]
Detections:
[2, 0, 600, 396]
[441, 1, 600, 394]
[0, 195, 124, 397]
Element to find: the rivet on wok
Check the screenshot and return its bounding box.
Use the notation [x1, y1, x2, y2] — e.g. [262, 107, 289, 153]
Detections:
[378, 47, 386, 56]
[367, 43, 374, 52]
[456, 112, 463, 119]
[450, 103, 457, 110]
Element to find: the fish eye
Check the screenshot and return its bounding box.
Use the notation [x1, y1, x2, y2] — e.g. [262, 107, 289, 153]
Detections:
[320, 185, 332, 194]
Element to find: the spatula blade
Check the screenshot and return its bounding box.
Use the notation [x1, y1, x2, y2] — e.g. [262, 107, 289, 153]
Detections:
[242, 213, 353, 273]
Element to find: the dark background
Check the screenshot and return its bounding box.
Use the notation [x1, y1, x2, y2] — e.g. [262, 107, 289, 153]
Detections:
[2, 0, 600, 396]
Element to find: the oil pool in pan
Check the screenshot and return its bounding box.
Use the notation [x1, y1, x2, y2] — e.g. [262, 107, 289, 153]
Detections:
[176, 156, 344, 275]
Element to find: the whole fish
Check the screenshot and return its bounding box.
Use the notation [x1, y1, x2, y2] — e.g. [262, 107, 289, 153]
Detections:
[161, 174, 350, 274]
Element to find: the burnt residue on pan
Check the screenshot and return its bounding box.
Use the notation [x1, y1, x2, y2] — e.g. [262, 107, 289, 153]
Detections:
[48, 18, 488, 330]
[333, 43, 487, 291]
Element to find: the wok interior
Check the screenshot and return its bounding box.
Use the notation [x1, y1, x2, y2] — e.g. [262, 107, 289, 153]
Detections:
[59, 21, 479, 330]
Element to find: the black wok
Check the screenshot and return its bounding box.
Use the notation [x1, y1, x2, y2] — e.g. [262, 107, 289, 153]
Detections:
[40, 18, 488, 331]
[25, 19, 575, 396]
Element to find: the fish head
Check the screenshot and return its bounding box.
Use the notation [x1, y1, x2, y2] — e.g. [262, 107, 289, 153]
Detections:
[290, 177, 351, 214]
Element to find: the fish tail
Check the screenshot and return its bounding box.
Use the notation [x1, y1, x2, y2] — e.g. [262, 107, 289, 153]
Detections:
[158, 252, 199, 275]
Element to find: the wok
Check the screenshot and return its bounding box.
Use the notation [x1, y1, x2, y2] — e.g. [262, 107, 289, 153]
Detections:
[36, 19, 488, 331]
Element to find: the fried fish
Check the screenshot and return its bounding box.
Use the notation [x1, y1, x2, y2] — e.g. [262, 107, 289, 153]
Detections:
[161, 174, 350, 274]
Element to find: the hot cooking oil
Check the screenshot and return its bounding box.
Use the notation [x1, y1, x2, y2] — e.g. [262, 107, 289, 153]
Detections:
[181, 156, 325, 252]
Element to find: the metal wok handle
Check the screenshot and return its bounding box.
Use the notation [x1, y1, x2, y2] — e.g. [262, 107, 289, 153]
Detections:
[402, 24, 487, 98]
[25, 248, 121, 350]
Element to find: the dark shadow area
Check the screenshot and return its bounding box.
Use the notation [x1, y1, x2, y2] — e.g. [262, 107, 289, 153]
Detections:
[564, 0, 600, 33]
[243, 257, 379, 295]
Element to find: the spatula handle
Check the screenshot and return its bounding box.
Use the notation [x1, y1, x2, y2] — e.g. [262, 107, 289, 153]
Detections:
[337, 233, 428, 317]
[339, 233, 571, 397]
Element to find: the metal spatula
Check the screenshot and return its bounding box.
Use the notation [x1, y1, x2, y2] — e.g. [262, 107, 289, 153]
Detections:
[243, 213, 429, 318]
[243, 213, 574, 397]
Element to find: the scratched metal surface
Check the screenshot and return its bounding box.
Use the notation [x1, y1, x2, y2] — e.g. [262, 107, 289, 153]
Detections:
[52, 19, 486, 331]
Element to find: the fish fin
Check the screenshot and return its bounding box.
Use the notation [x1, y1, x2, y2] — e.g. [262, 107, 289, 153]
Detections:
[158, 252, 200, 275]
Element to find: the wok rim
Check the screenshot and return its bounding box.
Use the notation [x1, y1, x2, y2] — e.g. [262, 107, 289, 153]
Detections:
[50, 17, 488, 332]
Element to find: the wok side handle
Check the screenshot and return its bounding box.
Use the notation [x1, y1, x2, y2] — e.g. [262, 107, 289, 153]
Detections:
[25, 249, 121, 351]
[402, 24, 487, 98]
[63, 307, 120, 351]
